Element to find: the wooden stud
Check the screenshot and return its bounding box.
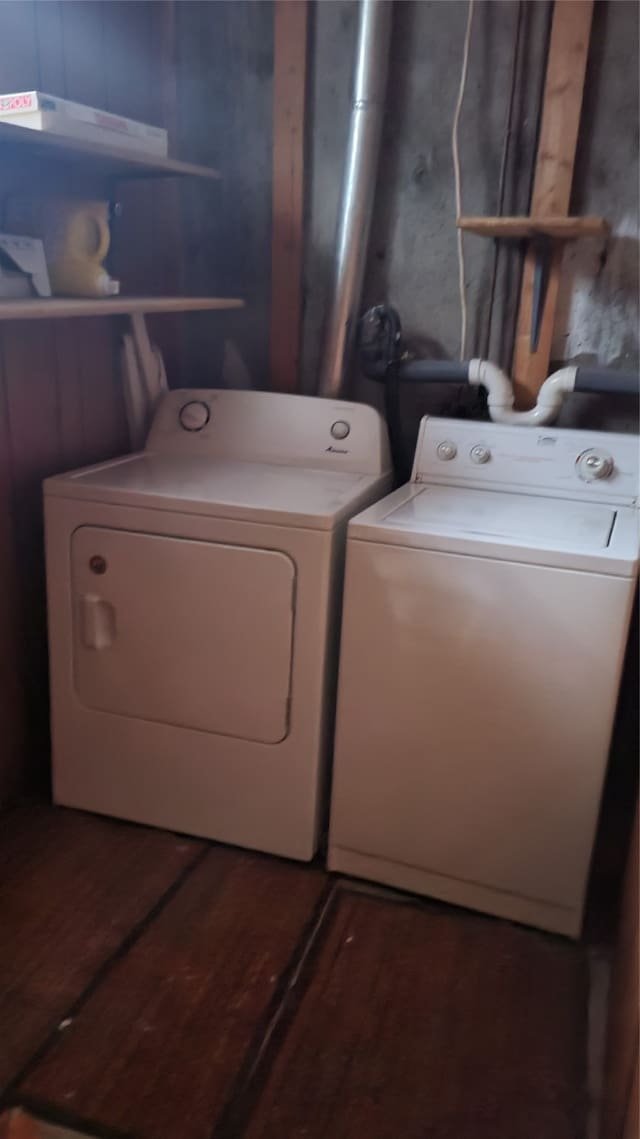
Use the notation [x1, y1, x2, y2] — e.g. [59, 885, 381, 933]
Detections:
[270, 0, 307, 393]
[511, 0, 594, 407]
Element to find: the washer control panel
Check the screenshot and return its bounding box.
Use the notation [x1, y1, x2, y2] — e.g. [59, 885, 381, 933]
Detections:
[414, 417, 639, 504]
[145, 389, 391, 476]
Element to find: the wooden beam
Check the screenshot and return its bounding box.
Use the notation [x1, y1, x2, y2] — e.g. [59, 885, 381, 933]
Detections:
[511, 0, 594, 407]
[270, 0, 307, 393]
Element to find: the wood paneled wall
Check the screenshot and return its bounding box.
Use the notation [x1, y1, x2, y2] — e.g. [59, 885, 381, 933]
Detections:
[0, 1, 270, 805]
[0, 1, 184, 802]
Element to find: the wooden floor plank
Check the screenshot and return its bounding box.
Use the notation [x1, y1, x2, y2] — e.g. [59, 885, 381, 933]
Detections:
[0, 803, 202, 1093]
[242, 889, 588, 1139]
[20, 850, 328, 1139]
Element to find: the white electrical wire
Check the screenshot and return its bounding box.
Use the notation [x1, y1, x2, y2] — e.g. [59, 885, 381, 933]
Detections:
[452, 0, 475, 360]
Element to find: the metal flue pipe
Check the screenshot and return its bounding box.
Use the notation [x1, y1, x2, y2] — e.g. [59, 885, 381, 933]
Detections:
[318, 0, 392, 399]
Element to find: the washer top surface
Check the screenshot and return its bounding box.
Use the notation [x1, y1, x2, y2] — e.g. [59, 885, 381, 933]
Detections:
[44, 388, 391, 530]
[348, 418, 640, 574]
[381, 484, 616, 548]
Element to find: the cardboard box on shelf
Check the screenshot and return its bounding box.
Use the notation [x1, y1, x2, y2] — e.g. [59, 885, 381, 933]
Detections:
[0, 91, 167, 157]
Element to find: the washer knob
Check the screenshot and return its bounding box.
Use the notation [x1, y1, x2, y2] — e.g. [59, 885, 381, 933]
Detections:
[437, 440, 457, 461]
[576, 448, 614, 482]
[330, 419, 351, 440]
[470, 444, 491, 465]
[179, 400, 210, 432]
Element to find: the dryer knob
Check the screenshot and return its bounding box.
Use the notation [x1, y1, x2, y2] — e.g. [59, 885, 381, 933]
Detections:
[330, 419, 351, 440]
[179, 400, 210, 432]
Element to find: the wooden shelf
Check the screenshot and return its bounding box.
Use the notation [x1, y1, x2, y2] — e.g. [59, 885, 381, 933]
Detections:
[0, 120, 220, 181]
[0, 296, 244, 320]
[458, 215, 609, 240]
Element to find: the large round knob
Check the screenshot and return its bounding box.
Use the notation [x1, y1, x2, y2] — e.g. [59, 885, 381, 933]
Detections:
[179, 400, 210, 432]
[576, 448, 614, 482]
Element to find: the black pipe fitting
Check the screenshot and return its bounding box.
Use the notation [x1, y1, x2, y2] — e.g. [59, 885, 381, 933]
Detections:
[574, 368, 639, 396]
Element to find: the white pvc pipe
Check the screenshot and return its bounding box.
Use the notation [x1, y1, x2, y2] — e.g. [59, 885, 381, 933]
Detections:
[468, 359, 577, 426]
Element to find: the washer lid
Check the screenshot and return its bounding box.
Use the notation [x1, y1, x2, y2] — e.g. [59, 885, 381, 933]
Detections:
[348, 483, 639, 575]
[45, 454, 381, 530]
[384, 486, 616, 548]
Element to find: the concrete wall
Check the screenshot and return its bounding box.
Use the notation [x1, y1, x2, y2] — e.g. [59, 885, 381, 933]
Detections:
[303, 0, 638, 434]
[555, 0, 639, 371]
[555, 0, 639, 431]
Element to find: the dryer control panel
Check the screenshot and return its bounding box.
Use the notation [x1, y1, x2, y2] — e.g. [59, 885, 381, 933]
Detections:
[413, 418, 639, 504]
[146, 389, 391, 476]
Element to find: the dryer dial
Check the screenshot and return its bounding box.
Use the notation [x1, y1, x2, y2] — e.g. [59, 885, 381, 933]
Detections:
[330, 419, 351, 440]
[179, 400, 210, 432]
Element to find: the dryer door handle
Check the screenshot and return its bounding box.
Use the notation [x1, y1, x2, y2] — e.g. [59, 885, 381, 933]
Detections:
[80, 594, 116, 650]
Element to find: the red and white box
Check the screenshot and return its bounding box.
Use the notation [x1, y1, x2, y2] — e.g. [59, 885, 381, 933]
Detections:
[0, 91, 167, 157]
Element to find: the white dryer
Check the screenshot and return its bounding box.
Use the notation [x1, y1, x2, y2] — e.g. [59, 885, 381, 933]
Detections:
[45, 389, 391, 859]
[329, 417, 639, 936]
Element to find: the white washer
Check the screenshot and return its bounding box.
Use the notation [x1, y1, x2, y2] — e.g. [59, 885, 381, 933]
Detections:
[45, 389, 391, 859]
[329, 417, 639, 936]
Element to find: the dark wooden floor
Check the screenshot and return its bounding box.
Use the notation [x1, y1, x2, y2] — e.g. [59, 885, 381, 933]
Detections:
[0, 804, 588, 1139]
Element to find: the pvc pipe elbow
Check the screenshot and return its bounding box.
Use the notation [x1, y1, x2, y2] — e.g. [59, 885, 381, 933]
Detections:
[469, 359, 577, 426]
[516, 367, 577, 426]
[468, 359, 514, 415]
[536, 366, 577, 409]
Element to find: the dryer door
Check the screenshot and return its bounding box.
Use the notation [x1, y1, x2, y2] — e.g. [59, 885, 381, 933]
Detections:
[71, 526, 295, 743]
